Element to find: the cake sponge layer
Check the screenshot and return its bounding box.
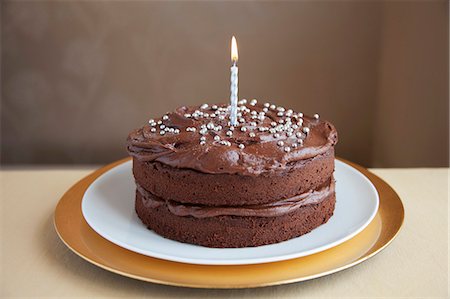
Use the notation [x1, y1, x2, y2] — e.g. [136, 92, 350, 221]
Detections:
[135, 187, 335, 248]
[133, 147, 335, 207]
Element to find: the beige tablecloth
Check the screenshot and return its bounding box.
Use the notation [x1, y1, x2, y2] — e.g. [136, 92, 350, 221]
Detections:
[0, 167, 448, 298]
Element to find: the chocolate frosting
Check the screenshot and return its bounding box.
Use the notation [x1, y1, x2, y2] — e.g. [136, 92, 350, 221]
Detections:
[137, 180, 335, 218]
[127, 103, 338, 176]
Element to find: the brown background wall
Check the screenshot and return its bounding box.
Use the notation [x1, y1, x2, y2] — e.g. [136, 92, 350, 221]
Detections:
[1, 1, 448, 167]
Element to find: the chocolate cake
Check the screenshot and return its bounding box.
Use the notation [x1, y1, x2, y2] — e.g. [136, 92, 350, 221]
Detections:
[127, 100, 338, 248]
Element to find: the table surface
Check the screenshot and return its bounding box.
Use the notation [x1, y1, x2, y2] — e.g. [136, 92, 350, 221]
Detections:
[0, 166, 448, 298]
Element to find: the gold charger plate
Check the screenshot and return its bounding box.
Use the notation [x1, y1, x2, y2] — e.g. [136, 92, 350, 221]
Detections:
[54, 157, 404, 289]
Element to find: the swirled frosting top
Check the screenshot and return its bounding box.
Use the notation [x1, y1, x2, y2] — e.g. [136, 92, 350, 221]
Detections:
[127, 100, 338, 176]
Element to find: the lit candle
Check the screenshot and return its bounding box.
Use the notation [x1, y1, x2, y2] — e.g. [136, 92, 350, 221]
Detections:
[230, 36, 239, 126]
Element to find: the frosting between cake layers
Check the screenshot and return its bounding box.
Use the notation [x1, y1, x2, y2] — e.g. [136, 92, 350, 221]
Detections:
[136, 180, 335, 218]
[127, 103, 338, 176]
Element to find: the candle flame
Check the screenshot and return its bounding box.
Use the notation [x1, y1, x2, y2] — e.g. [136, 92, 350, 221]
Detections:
[231, 36, 238, 62]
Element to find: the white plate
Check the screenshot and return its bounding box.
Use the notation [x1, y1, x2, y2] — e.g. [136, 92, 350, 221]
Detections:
[82, 160, 379, 265]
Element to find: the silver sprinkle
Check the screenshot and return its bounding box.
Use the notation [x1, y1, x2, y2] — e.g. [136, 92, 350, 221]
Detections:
[284, 147, 291, 152]
[249, 132, 256, 138]
[239, 118, 245, 123]
[277, 112, 284, 117]
[314, 113, 320, 119]
[200, 129, 207, 135]
[157, 120, 162, 124]
[150, 128, 156, 132]
[238, 144, 245, 149]
[292, 143, 298, 148]
[299, 112, 304, 117]
[277, 107, 285, 112]
[263, 107, 269, 113]
[174, 129, 180, 134]
[250, 99, 257, 106]
[160, 131, 165, 135]
[200, 141, 206, 145]
[226, 131, 233, 137]
[200, 136, 206, 141]
[160, 124, 166, 129]
[162, 115, 169, 120]
[219, 115, 225, 120]
[264, 103, 270, 108]
[212, 105, 218, 110]
[270, 104, 276, 110]
[277, 141, 284, 146]
[296, 132, 303, 138]
[214, 135, 220, 141]
[240, 127, 247, 132]
[200, 104, 209, 109]
[250, 122, 257, 127]
[184, 114, 191, 118]
[271, 122, 277, 127]
[292, 124, 299, 129]
[148, 119, 154, 123]
[274, 133, 280, 138]
[207, 123, 215, 130]
[229, 126, 235, 131]
[303, 127, 310, 134]
[286, 132, 293, 137]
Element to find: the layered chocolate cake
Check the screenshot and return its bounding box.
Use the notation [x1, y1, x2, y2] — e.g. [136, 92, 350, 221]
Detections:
[127, 100, 338, 248]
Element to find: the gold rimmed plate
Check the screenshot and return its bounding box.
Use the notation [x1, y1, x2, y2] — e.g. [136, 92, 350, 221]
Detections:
[54, 158, 404, 288]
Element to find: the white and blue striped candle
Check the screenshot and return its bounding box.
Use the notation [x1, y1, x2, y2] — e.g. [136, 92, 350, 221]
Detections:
[230, 36, 239, 126]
